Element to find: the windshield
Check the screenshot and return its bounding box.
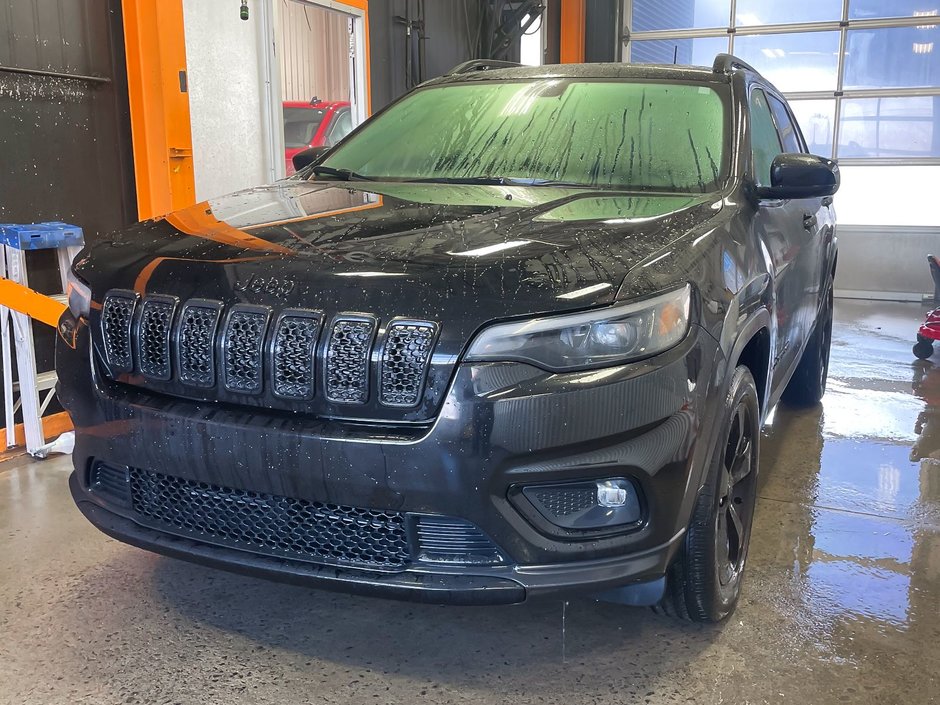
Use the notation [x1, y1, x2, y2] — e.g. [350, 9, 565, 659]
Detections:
[283, 107, 326, 148]
[316, 79, 728, 192]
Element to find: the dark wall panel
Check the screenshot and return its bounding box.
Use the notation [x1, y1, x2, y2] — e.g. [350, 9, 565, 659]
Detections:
[0, 0, 136, 388]
[0, 0, 136, 245]
[585, 0, 622, 62]
[368, 0, 485, 111]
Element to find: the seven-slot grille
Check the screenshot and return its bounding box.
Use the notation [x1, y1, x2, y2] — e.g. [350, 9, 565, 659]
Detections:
[100, 290, 137, 372]
[380, 322, 438, 407]
[97, 291, 436, 409]
[137, 296, 176, 380]
[325, 317, 376, 404]
[272, 310, 321, 399]
[177, 300, 222, 387]
[222, 305, 270, 393]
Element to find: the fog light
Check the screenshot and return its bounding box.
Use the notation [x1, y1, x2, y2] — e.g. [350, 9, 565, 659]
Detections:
[520, 478, 641, 531]
[597, 480, 628, 507]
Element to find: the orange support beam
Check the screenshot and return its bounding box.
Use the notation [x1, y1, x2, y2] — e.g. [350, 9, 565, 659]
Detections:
[560, 0, 586, 63]
[0, 279, 65, 328]
[122, 0, 196, 220]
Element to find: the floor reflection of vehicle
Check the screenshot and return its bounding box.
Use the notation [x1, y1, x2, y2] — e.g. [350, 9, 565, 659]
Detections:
[911, 361, 940, 461]
[283, 99, 352, 175]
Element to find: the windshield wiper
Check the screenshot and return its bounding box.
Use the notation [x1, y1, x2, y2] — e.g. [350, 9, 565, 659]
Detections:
[405, 176, 514, 185]
[404, 176, 603, 188]
[310, 165, 373, 181]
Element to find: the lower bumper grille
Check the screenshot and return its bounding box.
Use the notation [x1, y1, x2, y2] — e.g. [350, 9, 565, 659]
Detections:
[127, 467, 411, 570]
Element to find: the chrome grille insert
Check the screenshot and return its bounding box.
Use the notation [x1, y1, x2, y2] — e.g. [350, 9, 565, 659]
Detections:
[272, 310, 321, 400]
[177, 300, 222, 387]
[222, 304, 270, 394]
[380, 321, 437, 407]
[137, 295, 176, 380]
[100, 290, 137, 372]
[325, 316, 376, 404]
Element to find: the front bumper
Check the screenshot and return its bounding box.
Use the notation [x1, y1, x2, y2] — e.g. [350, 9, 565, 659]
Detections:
[58, 314, 722, 605]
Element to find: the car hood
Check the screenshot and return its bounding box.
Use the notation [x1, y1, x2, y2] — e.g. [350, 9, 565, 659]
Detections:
[78, 180, 722, 325]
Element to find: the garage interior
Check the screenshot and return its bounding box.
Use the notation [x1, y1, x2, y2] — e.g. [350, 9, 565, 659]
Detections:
[0, 1, 938, 703]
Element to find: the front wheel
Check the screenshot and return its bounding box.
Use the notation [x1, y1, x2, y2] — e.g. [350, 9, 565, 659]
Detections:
[655, 366, 761, 623]
[782, 281, 834, 407]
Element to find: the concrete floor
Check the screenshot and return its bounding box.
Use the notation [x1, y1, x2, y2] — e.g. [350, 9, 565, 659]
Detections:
[2, 300, 939, 705]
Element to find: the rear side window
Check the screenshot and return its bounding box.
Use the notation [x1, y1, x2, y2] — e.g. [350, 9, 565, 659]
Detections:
[768, 96, 803, 153]
[749, 88, 783, 187]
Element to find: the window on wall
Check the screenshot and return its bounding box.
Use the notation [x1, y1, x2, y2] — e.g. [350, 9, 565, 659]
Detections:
[624, 0, 940, 225]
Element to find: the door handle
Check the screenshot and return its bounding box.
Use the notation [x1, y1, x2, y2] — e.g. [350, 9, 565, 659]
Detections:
[803, 214, 817, 231]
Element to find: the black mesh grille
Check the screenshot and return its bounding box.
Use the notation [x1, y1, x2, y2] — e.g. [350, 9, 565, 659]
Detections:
[177, 301, 221, 387]
[101, 291, 137, 371]
[326, 317, 376, 404]
[414, 516, 505, 565]
[88, 462, 131, 507]
[272, 311, 321, 399]
[380, 322, 437, 407]
[222, 305, 269, 394]
[137, 297, 176, 380]
[533, 487, 597, 517]
[128, 468, 410, 569]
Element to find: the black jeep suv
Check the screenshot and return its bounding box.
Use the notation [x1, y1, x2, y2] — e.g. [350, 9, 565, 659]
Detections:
[58, 55, 838, 622]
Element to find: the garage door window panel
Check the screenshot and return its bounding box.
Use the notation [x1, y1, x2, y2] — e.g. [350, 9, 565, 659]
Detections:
[630, 0, 731, 31]
[839, 96, 940, 158]
[733, 32, 842, 93]
[629, 37, 730, 65]
[844, 26, 940, 90]
[849, 1, 940, 21]
[788, 100, 836, 158]
[735, 0, 843, 27]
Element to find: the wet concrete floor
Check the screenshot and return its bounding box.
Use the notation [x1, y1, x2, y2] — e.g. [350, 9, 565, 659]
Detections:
[1, 299, 939, 704]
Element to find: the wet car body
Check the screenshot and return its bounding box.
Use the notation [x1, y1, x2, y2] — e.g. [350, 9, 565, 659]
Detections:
[58, 60, 837, 611]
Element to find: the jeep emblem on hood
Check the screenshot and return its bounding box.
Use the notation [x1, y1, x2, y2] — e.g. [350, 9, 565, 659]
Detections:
[233, 274, 296, 297]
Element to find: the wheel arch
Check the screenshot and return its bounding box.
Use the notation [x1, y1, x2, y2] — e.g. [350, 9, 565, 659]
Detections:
[727, 309, 772, 419]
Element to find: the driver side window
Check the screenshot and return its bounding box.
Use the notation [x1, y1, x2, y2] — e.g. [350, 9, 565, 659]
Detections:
[749, 89, 783, 188]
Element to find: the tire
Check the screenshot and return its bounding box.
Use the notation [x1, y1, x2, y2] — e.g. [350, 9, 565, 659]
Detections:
[655, 366, 761, 623]
[914, 340, 934, 360]
[782, 280, 834, 407]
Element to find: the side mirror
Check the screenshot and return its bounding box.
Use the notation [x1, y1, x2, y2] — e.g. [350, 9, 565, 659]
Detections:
[292, 146, 331, 173]
[756, 153, 840, 200]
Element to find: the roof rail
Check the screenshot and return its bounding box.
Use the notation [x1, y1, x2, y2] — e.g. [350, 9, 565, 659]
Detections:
[712, 53, 760, 75]
[445, 59, 523, 76]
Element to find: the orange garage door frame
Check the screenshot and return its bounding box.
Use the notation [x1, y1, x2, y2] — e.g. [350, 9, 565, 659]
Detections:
[122, 0, 196, 221]
[560, 0, 586, 63]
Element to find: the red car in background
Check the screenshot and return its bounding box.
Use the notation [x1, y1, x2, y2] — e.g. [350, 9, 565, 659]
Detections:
[283, 99, 353, 175]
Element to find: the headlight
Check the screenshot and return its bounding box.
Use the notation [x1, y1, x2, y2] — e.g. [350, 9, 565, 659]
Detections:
[66, 268, 92, 319]
[465, 285, 691, 371]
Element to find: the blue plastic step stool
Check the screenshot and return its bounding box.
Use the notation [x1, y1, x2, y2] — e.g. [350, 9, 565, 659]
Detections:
[0, 222, 85, 457]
